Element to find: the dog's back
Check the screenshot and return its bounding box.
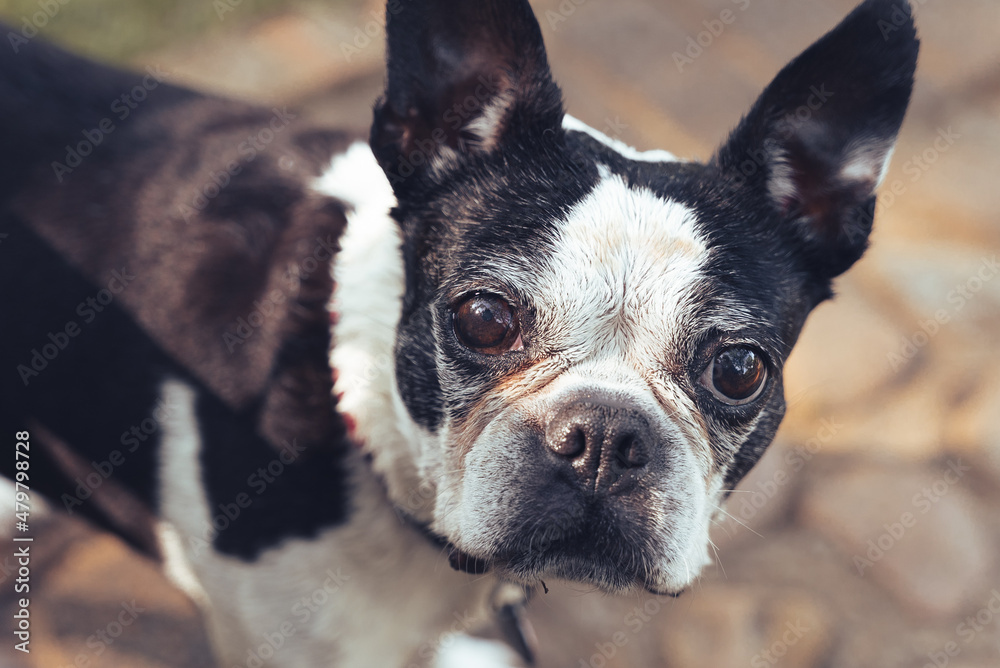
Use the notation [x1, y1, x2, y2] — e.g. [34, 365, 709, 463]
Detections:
[0, 31, 189, 200]
[0, 34, 354, 555]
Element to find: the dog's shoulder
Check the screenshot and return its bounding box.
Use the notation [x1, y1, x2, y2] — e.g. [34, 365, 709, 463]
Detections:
[0, 33, 367, 557]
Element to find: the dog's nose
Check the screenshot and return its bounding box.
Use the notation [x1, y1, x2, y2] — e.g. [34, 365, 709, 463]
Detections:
[545, 399, 652, 492]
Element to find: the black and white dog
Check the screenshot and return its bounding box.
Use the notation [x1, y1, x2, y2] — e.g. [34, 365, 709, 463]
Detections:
[1, 0, 918, 665]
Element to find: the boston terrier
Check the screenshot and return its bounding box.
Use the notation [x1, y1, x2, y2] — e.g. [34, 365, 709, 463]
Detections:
[0, 0, 918, 665]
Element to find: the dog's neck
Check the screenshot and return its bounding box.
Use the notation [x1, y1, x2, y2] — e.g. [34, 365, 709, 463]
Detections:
[316, 141, 432, 523]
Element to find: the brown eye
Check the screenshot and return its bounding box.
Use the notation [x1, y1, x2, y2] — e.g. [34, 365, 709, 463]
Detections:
[453, 294, 522, 354]
[702, 346, 767, 404]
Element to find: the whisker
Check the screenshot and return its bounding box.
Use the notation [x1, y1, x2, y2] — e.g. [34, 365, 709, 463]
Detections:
[707, 537, 726, 580]
[714, 505, 763, 539]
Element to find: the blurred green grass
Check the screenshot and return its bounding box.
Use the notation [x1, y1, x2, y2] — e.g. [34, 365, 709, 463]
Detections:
[0, 0, 350, 63]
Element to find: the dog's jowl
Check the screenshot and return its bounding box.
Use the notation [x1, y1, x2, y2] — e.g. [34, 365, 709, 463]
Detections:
[0, 0, 918, 666]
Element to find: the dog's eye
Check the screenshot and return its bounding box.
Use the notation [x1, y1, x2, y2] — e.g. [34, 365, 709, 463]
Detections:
[453, 294, 522, 354]
[702, 345, 767, 405]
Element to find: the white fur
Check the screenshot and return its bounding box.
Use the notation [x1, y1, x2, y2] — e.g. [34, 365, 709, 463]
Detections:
[316, 143, 408, 479]
[766, 149, 799, 211]
[426, 167, 721, 592]
[466, 91, 517, 152]
[563, 114, 679, 163]
[533, 172, 708, 354]
[841, 142, 896, 188]
[315, 141, 439, 524]
[768, 140, 897, 217]
[157, 521, 211, 609]
[433, 635, 523, 668]
[156, 376, 498, 668]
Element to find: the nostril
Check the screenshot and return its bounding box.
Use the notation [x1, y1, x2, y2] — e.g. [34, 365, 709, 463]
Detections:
[551, 426, 587, 458]
[613, 433, 647, 469]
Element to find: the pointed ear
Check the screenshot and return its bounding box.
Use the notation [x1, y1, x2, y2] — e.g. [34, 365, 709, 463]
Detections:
[370, 0, 563, 195]
[714, 0, 919, 279]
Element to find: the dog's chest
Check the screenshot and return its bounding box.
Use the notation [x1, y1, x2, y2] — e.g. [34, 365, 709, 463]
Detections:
[156, 377, 494, 667]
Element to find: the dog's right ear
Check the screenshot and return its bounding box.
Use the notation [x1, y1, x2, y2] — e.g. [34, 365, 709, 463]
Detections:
[370, 0, 563, 196]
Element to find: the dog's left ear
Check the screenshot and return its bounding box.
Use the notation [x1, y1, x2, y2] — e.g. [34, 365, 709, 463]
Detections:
[714, 0, 919, 280]
[370, 0, 563, 196]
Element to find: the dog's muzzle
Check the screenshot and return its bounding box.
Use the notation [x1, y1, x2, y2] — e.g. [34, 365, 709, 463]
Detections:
[445, 387, 698, 594]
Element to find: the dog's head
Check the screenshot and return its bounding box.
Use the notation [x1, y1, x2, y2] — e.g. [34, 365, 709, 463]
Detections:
[368, 0, 917, 594]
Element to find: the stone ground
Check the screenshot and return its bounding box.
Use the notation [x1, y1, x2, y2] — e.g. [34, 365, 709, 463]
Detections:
[2, 0, 999, 666]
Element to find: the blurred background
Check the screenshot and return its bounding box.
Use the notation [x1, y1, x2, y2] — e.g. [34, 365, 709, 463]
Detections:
[1, 0, 998, 666]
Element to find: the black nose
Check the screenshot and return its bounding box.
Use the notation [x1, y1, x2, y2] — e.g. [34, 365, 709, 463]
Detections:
[545, 398, 652, 492]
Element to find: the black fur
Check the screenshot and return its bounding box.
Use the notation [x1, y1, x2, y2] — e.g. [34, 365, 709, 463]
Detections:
[1, 0, 919, 599]
[372, 0, 573, 431]
[0, 31, 354, 559]
[370, 0, 919, 589]
[713, 0, 920, 280]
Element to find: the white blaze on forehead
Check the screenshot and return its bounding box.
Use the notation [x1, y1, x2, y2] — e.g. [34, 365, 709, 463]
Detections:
[533, 172, 709, 354]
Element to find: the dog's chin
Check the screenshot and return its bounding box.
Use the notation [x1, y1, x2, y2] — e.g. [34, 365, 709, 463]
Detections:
[447, 536, 690, 597]
[500, 553, 656, 594]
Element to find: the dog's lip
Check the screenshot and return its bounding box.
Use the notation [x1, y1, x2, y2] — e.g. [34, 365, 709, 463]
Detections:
[444, 532, 689, 595]
[644, 584, 685, 598]
[447, 544, 492, 575]
[447, 546, 686, 596]
[455, 543, 684, 596]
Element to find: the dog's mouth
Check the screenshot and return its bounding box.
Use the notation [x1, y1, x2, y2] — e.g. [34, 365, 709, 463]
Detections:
[447, 544, 492, 575]
[444, 533, 687, 597]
